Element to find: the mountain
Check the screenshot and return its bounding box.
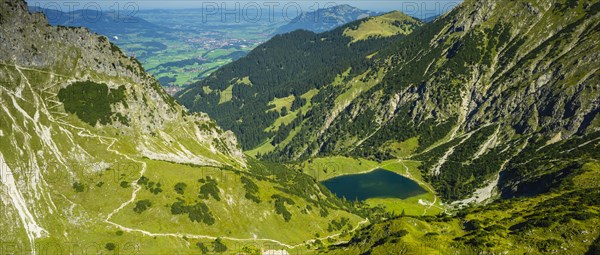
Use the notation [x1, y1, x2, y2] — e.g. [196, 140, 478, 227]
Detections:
[178, 0, 600, 252]
[28, 5, 160, 35]
[0, 0, 367, 253]
[421, 14, 440, 22]
[184, 0, 600, 200]
[4, 0, 600, 253]
[177, 11, 423, 151]
[276, 4, 379, 34]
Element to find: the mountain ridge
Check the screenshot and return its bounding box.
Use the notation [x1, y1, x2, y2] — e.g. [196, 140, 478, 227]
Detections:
[2, 0, 599, 253]
[276, 4, 380, 34]
[1, 0, 367, 253]
[176, 10, 423, 151]
[28, 5, 160, 35]
[178, 0, 600, 204]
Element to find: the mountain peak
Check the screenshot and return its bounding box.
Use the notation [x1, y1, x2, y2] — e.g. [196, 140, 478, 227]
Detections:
[326, 4, 361, 12]
[342, 10, 422, 42]
[276, 4, 379, 34]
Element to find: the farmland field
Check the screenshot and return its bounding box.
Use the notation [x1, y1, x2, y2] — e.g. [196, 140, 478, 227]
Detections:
[108, 9, 288, 94]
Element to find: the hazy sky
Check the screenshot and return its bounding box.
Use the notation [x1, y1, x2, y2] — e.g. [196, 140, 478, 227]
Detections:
[27, 1, 461, 19]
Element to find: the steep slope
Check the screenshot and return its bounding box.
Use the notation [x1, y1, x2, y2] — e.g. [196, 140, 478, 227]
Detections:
[276, 4, 379, 34]
[177, 11, 422, 151]
[251, 0, 600, 203]
[260, 0, 599, 253]
[325, 164, 600, 254]
[0, 1, 366, 253]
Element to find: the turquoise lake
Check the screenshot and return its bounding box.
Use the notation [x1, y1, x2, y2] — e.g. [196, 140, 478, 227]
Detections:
[321, 169, 427, 201]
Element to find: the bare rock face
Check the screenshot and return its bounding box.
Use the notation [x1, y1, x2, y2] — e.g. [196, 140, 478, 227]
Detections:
[1, 0, 245, 164]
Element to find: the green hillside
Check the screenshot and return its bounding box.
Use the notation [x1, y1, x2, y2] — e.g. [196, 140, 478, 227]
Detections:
[178, 0, 600, 253]
[176, 13, 423, 150]
[1, 0, 599, 253]
[0, 1, 369, 253]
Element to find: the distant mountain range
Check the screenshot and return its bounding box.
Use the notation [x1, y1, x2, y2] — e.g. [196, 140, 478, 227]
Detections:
[29, 4, 382, 36]
[276, 4, 380, 34]
[28, 6, 160, 35]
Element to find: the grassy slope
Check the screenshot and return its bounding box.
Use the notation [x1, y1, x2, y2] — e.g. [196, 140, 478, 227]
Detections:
[297, 157, 444, 217]
[343, 11, 422, 42]
[110, 160, 363, 245]
[0, 32, 363, 254]
[266, 89, 319, 132]
[323, 162, 600, 254]
[247, 89, 321, 157]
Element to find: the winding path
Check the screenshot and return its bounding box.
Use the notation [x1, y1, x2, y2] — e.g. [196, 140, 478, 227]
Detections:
[3, 63, 369, 251]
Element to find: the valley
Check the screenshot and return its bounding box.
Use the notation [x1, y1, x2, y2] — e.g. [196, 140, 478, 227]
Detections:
[1, 0, 599, 254]
[30, 4, 381, 95]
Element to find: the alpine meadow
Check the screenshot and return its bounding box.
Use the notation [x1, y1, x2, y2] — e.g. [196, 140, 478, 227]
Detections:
[1, 0, 599, 254]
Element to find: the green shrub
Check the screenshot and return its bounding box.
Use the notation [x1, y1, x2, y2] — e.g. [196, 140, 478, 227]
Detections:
[105, 243, 116, 251]
[241, 176, 261, 203]
[198, 177, 221, 201]
[196, 242, 209, 253]
[170, 200, 215, 225]
[133, 200, 152, 214]
[174, 182, 187, 195]
[72, 182, 85, 192]
[137, 176, 149, 186]
[272, 194, 295, 222]
[213, 238, 227, 253]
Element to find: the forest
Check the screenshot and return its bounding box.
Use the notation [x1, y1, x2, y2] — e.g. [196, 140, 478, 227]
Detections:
[177, 17, 420, 150]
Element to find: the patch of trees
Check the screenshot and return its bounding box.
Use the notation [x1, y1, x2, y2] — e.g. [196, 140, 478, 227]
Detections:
[445, 172, 600, 252]
[196, 242, 209, 254]
[246, 159, 358, 219]
[586, 236, 600, 255]
[500, 132, 600, 198]
[105, 243, 115, 251]
[171, 199, 215, 225]
[445, 30, 484, 76]
[151, 58, 207, 70]
[212, 238, 227, 253]
[421, 125, 506, 200]
[241, 176, 261, 203]
[133, 199, 152, 214]
[290, 96, 307, 111]
[72, 182, 85, 192]
[198, 176, 220, 201]
[58, 81, 129, 126]
[507, 189, 600, 235]
[157, 76, 176, 86]
[327, 217, 350, 232]
[176, 22, 414, 150]
[270, 109, 304, 146]
[271, 194, 295, 222]
[174, 182, 187, 195]
[137, 176, 163, 195]
[351, 106, 457, 161]
[265, 14, 465, 161]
